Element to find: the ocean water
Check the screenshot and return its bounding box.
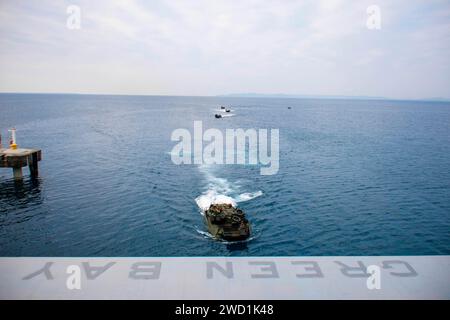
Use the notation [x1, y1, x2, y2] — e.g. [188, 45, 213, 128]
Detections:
[0, 93, 449, 256]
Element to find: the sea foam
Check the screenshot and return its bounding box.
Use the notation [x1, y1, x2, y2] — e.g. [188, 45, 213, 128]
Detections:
[195, 164, 262, 213]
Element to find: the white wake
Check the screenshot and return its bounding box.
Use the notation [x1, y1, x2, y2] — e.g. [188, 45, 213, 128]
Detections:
[195, 165, 262, 214]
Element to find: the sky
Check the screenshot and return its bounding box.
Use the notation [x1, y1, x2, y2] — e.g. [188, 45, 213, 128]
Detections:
[0, 0, 449, 99]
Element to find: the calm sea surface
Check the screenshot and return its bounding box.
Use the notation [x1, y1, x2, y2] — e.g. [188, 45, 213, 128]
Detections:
[0, 93, 449, 256]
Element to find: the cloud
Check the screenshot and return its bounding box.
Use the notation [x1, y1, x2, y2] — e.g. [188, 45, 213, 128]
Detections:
[0, 0, 449, 99]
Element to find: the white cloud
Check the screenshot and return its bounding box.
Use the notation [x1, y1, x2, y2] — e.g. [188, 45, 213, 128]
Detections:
[0, 0, 449, 99]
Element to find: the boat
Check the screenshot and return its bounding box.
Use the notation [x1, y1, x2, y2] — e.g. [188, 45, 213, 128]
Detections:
[225, 109, 231, 113]
[215, 114, 222, 118]
[220, 106, 225, 109]
[204, 203, 251, 241]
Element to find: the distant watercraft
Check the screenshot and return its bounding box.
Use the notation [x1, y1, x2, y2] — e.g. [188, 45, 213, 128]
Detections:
[215, 114, 222, 118]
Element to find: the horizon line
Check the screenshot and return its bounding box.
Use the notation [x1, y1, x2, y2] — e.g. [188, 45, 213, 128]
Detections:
[0, 91, 449, 103]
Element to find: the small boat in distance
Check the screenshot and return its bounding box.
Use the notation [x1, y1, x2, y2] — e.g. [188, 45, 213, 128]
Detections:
[225, 109, 231, 113]
[215, 114, 222, 118]
[220, 106, 225, 110]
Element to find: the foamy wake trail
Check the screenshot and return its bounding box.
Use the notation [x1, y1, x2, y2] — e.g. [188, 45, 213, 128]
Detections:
[220, 114, 235, 117]
[235, 191, 263, 203]
[214, 109, 234, 113]
[195, 191, 237, 213]
[195, 165, 262, 213]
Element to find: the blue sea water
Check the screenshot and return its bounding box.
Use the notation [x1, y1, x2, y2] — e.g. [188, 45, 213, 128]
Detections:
[0, 93, 449, 256]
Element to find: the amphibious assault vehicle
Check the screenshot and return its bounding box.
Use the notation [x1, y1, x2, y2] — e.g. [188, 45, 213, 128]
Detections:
[204, 203, 251, 241]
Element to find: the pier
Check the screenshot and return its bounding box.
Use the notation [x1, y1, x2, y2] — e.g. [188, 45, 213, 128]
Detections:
[0, 148, 42, 179]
